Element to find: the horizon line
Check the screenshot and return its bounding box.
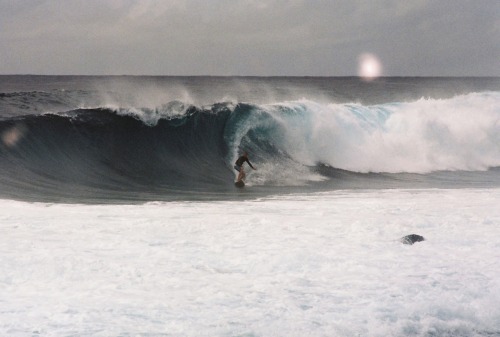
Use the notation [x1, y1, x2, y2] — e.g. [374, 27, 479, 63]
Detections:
[1, 74, 499, 78]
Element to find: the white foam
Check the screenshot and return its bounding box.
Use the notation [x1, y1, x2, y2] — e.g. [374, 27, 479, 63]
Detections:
[265, 92, 500, 173]
[113, 101, 192, 126]
[1, 188, 500, 336]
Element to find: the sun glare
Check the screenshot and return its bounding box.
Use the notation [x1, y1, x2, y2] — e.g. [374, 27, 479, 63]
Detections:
[358, 53, 382, 80]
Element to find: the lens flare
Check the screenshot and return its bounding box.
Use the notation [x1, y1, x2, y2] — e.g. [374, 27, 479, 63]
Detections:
[358, 53, 382, 80]
[2, 125, 26, 148]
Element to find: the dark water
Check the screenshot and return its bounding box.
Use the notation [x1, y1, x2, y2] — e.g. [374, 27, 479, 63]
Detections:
[0, 76, 499, 203]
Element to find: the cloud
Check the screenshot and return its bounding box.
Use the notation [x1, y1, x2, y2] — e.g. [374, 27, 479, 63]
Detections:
[0, 0, 498, 75]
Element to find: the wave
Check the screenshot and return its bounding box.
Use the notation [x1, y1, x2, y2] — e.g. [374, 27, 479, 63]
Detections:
[0, 92, 499, 201]
[252, 91, 500, 174]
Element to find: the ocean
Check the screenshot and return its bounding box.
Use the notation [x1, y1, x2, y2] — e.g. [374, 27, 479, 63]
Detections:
[1, 76, 499, 336]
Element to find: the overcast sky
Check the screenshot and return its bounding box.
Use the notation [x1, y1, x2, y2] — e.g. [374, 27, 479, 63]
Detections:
[0, 0, 498, 76]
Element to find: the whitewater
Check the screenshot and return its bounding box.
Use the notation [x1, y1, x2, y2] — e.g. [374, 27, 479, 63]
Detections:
[1, 76, 500, 336]
[2, 190, 500, 336]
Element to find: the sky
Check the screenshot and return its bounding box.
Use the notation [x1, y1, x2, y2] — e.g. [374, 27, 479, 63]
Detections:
[0, 0, 498, 76]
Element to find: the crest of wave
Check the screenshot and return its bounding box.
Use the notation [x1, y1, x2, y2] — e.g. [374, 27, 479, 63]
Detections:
[268, 92, 500, 174]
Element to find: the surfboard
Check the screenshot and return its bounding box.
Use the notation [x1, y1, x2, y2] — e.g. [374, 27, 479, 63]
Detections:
[234, 180, 245, 188]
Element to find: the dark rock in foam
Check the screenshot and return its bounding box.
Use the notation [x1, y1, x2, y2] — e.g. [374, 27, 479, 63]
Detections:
[401, 234, 425, 245]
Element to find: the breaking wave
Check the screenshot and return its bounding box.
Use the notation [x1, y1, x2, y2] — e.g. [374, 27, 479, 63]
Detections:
[0, 91, 499, 201]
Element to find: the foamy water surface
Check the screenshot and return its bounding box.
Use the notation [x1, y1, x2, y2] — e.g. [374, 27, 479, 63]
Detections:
[1, 189, 499, 336]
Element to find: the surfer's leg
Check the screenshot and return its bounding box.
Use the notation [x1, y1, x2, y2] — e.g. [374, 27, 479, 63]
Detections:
[237, 168, 245, 182]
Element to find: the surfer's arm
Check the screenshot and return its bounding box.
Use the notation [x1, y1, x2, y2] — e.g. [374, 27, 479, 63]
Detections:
[246, 159, 256, 170]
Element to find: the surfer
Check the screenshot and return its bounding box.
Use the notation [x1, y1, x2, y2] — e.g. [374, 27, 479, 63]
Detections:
[234, 151, 256, 182]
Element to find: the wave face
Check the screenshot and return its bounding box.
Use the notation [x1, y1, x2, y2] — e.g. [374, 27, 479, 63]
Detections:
[1, 83, 500, 202]
[0, 104, 235, 201]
